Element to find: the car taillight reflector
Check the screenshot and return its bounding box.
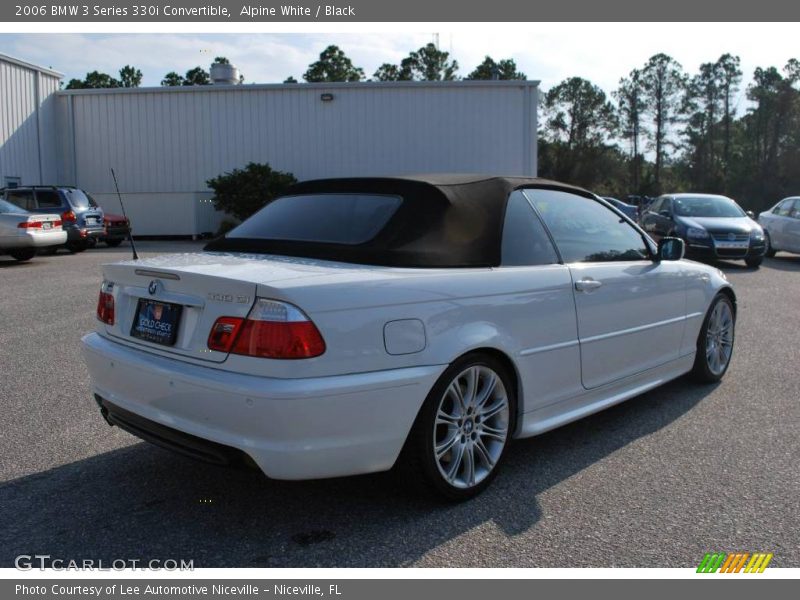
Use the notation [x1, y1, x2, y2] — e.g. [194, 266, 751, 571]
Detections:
[208, 299, 326, 359]
[207, 317, 245, 353]
[62, 210, 77, 223]
[18, 220, 43, 229]
[96, 282, 115, 325]
[53, 219, 62, 228]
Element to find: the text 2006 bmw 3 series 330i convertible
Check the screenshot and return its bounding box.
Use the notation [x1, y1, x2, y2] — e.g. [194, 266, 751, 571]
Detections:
[82, 175, 736, 500]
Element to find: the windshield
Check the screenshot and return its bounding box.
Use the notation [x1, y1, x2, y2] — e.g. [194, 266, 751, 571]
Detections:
[228, 194, 403, 244]
[0, 199, 27, 214]
[673, 196, 745, 218]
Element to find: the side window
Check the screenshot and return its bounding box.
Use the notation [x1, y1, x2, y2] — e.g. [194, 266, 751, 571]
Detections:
[5, 190, 34, 210]
[526, 189, 650, 263]
[776, 200, 794, 217]
[648, 198, 663, 213]
[501, 191, 559, 266]
[789, 200, 800, 219]
[35, 190, 63, 209]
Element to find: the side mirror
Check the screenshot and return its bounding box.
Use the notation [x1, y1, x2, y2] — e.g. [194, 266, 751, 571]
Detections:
[746, 210, 755, 219]
[658, 237, 685, 261]
[659, 210, 672, 218]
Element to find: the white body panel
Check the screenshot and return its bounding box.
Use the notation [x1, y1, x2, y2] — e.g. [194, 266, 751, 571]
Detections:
[759, 200, 800, 254]
[82, 251, 731, 480]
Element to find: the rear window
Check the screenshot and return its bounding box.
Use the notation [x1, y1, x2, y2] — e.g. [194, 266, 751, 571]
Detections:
[63, 188, 94, 209]
[0, 199, 27, 214]
[228, 194, 403, 245]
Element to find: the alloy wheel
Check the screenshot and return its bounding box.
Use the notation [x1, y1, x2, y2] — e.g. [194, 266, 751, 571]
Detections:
[705, 301, 734, 376]
[433, 365, 510, 489]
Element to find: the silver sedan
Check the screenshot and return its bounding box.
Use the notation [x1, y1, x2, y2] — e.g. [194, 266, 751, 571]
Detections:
[0, 199, 66, 261]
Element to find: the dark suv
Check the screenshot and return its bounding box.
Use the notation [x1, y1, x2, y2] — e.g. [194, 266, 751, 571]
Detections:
[1, 186, 104, 253]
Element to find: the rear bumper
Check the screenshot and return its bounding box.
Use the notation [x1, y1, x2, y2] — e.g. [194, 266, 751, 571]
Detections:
[102, 225, 129, 239]
[2, 230, 67, 249]
[81, 332, 442, 480]
[66, 224, 105, 242]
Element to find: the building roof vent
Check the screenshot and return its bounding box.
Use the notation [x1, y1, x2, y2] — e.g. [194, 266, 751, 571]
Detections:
[210, 62, 240, 85]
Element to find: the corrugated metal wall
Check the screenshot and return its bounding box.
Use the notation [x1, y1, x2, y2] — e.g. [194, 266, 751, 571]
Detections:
[56, 81, 538, 235]
[0, 56, 61, 187]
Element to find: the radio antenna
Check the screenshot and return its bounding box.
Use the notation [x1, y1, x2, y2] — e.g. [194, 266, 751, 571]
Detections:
[110, 168, 139, 260]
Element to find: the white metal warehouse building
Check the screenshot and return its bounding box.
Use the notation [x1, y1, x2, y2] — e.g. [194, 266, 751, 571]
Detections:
[1, 52, 539, 236]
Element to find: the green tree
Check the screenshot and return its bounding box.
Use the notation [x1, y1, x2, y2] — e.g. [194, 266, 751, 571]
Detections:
[614, 69, 647, 192]
[119, 65, 142, 88]
[716, 54, 742, 172]
[183, 66, 210, 86]
[641, 53, 688, 192]
[161, 71, 184, 86]
[207, 162, 298, 222]
[374, 44, 458, 81]
[466, 56, 526, 80]
[283, 76, 298, 83]
[303, 45, 365, 82]
[213, 56, 230, 65]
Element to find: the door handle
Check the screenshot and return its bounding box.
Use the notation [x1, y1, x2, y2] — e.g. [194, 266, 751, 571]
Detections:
[575, 278, 603, 292]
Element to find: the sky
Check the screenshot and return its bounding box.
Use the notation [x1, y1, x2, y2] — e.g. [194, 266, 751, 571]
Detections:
[0, 24, 797, 111]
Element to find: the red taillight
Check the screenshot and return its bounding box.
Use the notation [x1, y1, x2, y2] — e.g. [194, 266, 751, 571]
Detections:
[53, 219, 62, 228]
[96, 283, 115, 325]
[208, 299, 326, 359]
[18, 220, 43, 229]
[62, 210, 77, 223]
[207, 317, 245, 353]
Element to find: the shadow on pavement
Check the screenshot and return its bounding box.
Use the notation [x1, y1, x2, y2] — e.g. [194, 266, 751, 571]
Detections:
[0, 377, 715, 567]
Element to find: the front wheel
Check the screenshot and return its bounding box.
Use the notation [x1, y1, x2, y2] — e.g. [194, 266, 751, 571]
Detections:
[745, 255, 763, 268]
[399, 353, 516, 501]
[690, 294, 735, 383]
[9, 248, 36, 262]
[764, 232, 777, 258]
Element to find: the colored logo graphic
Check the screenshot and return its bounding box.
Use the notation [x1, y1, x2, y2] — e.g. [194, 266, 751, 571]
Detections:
[697, 552, 773, 573]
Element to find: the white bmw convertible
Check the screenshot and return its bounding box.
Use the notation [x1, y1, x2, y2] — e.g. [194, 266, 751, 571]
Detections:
[82, 175, 736, 500]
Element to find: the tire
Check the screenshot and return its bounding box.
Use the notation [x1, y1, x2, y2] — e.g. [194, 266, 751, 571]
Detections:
[764, 232, 777, 258]
[9, 248, 36, 262]
[105, 238, 123, 248]
[38, 246, 58, 256]
[745, 256, 763, 268]
[690, 294, 736, 383]
[398, 353, 517, 501]
[66, 240, 88, 253]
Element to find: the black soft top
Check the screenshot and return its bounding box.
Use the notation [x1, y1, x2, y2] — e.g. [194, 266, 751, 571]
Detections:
[204, 175, 592, 268]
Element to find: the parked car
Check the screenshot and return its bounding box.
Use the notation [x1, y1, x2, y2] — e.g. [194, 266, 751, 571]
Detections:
[602, 196, 639, 221]
[98, 213, 130, 248]
[0, 198, 66, 261]
[758, 197, 800, 257]
[640, 193, 766, 268]
[82, 175, 736, 500]
[2, 186, 104, 253]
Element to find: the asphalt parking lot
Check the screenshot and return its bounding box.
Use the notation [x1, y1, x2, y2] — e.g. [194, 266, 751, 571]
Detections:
[1, 241, 799, 568]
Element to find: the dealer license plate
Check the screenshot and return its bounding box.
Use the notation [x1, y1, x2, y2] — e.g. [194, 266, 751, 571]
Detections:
[130, 299, 182, 346]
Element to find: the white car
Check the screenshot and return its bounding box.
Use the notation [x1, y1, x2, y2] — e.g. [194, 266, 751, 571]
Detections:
[0, 199, 66, 261]
[758, 197, 800, 257]
[82, 175, 736, 500]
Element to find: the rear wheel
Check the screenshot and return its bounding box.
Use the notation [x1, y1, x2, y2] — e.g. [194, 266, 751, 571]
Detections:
[399, 353, 516, 501]
[66, 240, 88, 253]
[745, 255, 763, 268]
[690, 294, 735, 383]
[9, 248, 36, 262]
